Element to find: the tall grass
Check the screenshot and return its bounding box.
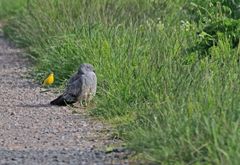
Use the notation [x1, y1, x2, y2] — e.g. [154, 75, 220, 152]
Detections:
[0, 0, 26, 19]
[2, 0, 240, 164]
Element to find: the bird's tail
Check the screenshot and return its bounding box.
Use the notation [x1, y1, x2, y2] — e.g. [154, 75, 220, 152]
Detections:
[50, 95, 67, 106]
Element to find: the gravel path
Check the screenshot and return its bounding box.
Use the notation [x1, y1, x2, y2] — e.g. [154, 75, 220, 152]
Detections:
[0, 29, 130, 164]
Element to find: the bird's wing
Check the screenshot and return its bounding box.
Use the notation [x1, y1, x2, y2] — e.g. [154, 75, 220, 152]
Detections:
[51, 72, 85, 105]
[68, 72, 79, 84]
[62, 74, 83, 102]
[50, 71, 96, 106]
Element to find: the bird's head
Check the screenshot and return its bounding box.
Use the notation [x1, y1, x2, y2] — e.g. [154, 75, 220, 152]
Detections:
[78, 63, 95, 74]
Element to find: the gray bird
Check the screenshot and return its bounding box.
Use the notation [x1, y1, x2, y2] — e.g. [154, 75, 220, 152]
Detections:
[50, 63, 97, 106]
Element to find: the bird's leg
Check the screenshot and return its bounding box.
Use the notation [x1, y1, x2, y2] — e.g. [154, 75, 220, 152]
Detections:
[85, 94, 92, 107]
[79, 99, 87, 107]
[79, 100, 83, 107]
[78, 94, 89, 107]
[83, 100, 87, 107]
[82, 93, 89, 107]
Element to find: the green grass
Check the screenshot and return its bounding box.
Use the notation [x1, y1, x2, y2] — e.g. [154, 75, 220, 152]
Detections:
[2, 0, 240, 164]
[0, 0, 26, 19]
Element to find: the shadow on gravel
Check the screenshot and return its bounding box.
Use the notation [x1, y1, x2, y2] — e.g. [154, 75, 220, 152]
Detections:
[16, 103, 51, 108]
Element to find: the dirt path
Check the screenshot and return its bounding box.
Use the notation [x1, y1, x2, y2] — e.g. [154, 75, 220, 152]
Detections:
[0, 29, 129, 164]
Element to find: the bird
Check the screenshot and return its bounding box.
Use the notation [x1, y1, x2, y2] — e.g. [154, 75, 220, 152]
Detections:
[50, 63, 97, 106]
[43, 72, 54, 86]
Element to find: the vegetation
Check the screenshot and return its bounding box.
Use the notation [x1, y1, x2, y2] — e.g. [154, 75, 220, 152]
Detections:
[0, 0, 26, 19]
[1, 0, 240, 164]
